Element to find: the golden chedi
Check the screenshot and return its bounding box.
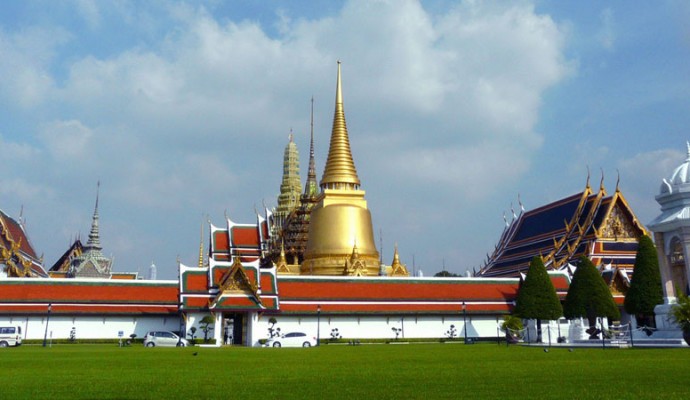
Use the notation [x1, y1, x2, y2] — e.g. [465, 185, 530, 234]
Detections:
[302, 62, 380, 276]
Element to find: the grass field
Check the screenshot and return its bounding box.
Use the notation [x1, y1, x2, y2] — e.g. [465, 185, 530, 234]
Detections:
[4, 343, 689, 399]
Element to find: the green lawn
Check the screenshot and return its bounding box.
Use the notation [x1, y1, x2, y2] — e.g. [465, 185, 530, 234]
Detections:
[5, 343, 689, 399]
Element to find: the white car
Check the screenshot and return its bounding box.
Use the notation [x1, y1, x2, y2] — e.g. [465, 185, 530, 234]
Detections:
[143, 331, 190, 347]
[265, 332, 317, 348]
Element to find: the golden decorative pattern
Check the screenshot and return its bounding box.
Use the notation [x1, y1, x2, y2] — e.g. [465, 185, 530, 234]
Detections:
[600, 205, 638, 240]
[219, 257, 258, 297]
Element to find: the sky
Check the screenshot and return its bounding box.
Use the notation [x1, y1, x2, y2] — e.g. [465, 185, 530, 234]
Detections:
[1, 0, 689, 280]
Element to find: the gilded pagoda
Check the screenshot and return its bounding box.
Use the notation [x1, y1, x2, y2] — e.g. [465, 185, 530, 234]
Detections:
[267, 62, 406, 277]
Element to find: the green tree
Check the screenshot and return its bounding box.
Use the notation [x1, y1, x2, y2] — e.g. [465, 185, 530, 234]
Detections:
[563, 256, 620, 338]
[624, 235, 663, 328]
[199, 315, 215, 342]
[187, 327, 198, 345]
[514, 256, 563, 342]
[434, 271, 459, 277]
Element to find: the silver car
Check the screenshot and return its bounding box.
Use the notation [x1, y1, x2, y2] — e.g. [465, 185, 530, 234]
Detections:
[265, 332, 317, 348]
[143, 331, 190, 347]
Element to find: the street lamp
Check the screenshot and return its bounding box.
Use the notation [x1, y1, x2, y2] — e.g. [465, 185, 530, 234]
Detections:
[317, 305, 321, 346]
[43, 303, 52, 347]
[462, 302, 468, 344]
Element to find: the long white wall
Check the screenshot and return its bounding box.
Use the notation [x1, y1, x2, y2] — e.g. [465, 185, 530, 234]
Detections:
[0, 315, 179, 341]
[250, 314, 510, 347]
[0, 313, 612, 344]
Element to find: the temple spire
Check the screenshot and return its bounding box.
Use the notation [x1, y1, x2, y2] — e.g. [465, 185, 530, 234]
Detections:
[320, 61, 361, 190]
[274, 130, 302, 227]
[302, 61, 379, 276]
[85, 181, 102, 251]
[304, 96, 318, 197]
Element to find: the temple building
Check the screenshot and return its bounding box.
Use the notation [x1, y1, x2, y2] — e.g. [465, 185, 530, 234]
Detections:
[69, 185, 113, 278]
[0, 209, 46, 278]
[478, 176, 646, 288]
[649, 143, 690, 334]
[49, 184, 136, 280]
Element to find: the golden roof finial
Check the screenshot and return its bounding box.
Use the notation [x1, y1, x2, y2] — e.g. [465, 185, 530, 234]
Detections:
[392, 243, 400, 264]
[351, 239, 359, 257]
[198, 220, 204, 268]
[320, 61, 361, 189]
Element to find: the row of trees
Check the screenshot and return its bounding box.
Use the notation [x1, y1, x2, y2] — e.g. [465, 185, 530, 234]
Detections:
[514, 235, 663, 340]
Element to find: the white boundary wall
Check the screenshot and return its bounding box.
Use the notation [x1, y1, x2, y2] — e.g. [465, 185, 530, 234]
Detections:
[248, 314, 507, 347]
[0, 313, 604, 344]
[0, 315, 178, 340]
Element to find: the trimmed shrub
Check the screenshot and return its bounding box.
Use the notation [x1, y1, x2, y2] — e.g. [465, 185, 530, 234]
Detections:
[564, 256, 620, 338]
[624, 235, 663, 326]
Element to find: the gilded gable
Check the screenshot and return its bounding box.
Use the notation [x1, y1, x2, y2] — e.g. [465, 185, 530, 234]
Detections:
[599, 205, 638, 241]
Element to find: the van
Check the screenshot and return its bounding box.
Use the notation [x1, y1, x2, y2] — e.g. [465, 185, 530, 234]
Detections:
[0, 326, 22, 347]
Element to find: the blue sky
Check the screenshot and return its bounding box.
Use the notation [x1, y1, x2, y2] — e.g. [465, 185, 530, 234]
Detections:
[1, 0, 688, 279]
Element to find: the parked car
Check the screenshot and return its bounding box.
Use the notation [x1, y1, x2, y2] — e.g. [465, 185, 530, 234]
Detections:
[0, 326, 22, 347]
[143, 331, 190, 347]
[265, 332, 317, 348]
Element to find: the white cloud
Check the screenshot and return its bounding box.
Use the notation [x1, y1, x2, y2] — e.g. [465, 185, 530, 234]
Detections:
[75, 0, 102, 30]
[0, 0, 573, 277]
[0, 27, 69, 108]
[39, 119, 94, 159]
[618, 148, 685, 226]
[598, 8, 615, 51]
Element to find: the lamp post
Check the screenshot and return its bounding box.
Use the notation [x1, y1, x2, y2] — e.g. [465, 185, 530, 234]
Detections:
[43, 303, 52, 347]
[462, 302, 468, 344]
[317, 305, 321, 346]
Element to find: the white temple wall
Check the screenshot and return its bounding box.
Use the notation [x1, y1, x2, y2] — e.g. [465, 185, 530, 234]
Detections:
[250, 314, 514, 347]
[0, 314, 178, 340]
[0, 312, 638, 344]
[183, 312, 216, 343]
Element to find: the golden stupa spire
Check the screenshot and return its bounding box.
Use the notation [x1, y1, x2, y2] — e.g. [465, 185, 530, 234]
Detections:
[302, 62, 379, 276]
[320, 61, 361, 189]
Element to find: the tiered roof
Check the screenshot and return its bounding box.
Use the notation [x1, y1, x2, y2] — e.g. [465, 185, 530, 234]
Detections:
[0, 209, 46, 277]
[182, 211, 570, 316]
[479, 179, 646, 278]
[181, 214, 279, 312]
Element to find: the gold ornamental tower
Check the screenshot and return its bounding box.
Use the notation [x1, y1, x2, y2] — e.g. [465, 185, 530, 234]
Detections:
[302, 62, 380, 275]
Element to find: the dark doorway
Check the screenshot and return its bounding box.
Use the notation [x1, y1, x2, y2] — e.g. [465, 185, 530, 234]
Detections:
[223, 313, 245, 345]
